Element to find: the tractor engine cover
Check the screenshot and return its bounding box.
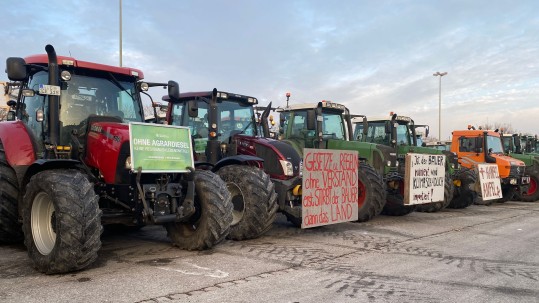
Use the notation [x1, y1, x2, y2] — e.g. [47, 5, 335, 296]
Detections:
[84, 121, 130, 184]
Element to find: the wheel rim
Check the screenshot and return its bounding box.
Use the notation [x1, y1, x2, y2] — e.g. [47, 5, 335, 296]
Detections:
[357, 179, 366, 209]
[226, 182, 245, 226]
[31, 192, 56, 255]
[527, 177, 537, 195]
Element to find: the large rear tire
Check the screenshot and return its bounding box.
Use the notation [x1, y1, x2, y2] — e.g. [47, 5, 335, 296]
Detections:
[22, 170, 102, 274]
[0, 141, 22, 243]
[165, 170, 232, 250]
[217, 165, 278, 240]
[416, 171, 455, 213]
[356, 162, 386, 222]
[519, 167, 539, 202]
[448, 168, 477, 209]
[381, 193, 415, 216]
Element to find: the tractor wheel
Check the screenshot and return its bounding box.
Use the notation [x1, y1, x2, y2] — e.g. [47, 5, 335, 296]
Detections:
[165, 170, 232, 250]
[0, 141, 22, 243]
[448, 169, 477, 209]
[21, 170, 102, 274]
[416, 171, 455, 213]
[284, 213, 302, 228]
[356, 162, 386, 222]
[381, 193, 415, 216]
[217, 165, 278, 240]
[519, 167, 539, 202]
[496, 186, 515, 203]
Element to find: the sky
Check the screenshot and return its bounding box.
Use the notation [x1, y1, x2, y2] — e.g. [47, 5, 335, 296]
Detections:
[2, 0, 539, 140]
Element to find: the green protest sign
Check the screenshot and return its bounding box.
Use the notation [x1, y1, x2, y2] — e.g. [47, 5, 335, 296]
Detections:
[129, 122, 194, 173]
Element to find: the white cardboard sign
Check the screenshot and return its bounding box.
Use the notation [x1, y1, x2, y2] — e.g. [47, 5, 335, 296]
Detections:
[301, 149, 359, 228]
[404, 153, 446, 205]
[477, 164, 503, 200]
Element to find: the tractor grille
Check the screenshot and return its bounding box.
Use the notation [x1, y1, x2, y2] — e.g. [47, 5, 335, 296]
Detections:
[509, 165, 525, 178]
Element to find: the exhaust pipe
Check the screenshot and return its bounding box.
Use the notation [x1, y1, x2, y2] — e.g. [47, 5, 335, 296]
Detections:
[45, 44, 60, 146]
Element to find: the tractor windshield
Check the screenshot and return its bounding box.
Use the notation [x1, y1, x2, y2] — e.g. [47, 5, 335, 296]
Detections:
[169, 99, 255, 153]
[486, 135, 504, 154]
[502, 136, 513, 153]
[321, 110, 346, 140]
[59, 74, 141, 127]
[362, 121, 388, 145]
[395, 122, 412, 146]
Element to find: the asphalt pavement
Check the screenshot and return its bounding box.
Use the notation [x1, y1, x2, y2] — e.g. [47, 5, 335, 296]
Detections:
[1, 201, 538, 303]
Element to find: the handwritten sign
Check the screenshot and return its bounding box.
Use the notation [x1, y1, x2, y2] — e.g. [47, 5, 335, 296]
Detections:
[301, 149, 359, 228]
[404, 153, 446, 205]
[476, 164, 502, 200]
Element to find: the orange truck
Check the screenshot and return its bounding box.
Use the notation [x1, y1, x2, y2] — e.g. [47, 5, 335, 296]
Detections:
[451, 126, 530, 202]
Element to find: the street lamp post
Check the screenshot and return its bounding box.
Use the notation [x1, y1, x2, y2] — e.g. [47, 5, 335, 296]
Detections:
[119, 0, 122, 67]
[433, 71, 447, 140]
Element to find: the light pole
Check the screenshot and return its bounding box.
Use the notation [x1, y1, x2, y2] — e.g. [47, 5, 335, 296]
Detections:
[119, 0, 122, 67]
[433, 71, 447, 140]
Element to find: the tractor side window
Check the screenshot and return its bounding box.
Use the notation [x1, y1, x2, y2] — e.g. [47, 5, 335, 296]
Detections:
[170, 104, 184, 126]
[459, 137, 480, 152]
[354, 124, 364, 141]
[396, 124, 410, 146]
[186, 101, 208, 153]
[118, 91, 137, 120]
[23, 71, 48, 144]
[290, 111, 307, 138]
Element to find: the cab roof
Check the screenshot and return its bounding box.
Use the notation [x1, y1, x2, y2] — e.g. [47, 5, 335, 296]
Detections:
[452, 129, 501, 137]
[24, 54, 144, 79]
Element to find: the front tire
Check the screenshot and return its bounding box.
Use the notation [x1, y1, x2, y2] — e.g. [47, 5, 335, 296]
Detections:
[0, 141, 22, 243]
[356, 162, 386, 222]
[22, 170, 102, 274]
[519, 167, 539, 202]
[381, 193, 415, 216]
[448, 168, 477, 209]
[416, 171, 455, 213]
[217, 165, 278, 240]
[165, 170, 232, 250]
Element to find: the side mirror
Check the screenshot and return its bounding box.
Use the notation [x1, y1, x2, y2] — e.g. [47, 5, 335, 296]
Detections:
[167, 80, 180, 101]
[306, 109, 316, 130]
[187, 100, 198, 118]
[425, 126, 429, 137]
[6, 57, 27, 81]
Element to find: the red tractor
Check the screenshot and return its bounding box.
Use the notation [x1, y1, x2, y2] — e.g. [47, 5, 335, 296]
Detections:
[163, 90, 304, 227]
[0, 45, 232, 274]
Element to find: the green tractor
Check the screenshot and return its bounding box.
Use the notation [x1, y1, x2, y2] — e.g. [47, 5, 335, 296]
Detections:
[276, 101, 386, 221]
[501, 133, 539, 202]
[275, 100, 446, 219]
[352, 114, 459, 212]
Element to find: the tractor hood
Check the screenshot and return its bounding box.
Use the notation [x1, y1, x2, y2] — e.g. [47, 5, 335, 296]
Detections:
[84, 121, 130, 183]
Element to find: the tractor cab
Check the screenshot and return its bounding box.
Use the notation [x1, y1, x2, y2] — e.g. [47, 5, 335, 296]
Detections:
[353, 114, 420, 147]
[164, 90, 258, 162]
[278, 100, 348, 156]
[7, 53, 179, 163]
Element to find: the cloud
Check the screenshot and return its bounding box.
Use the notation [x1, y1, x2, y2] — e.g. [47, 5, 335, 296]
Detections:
[1, 0, 539, 137]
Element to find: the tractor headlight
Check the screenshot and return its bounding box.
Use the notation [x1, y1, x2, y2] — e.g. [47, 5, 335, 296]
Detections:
[279, 160, 294, 176]
[510, 178, 517, 185]
[387, 160, 391, 167]
[125, 156, 132, 169]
